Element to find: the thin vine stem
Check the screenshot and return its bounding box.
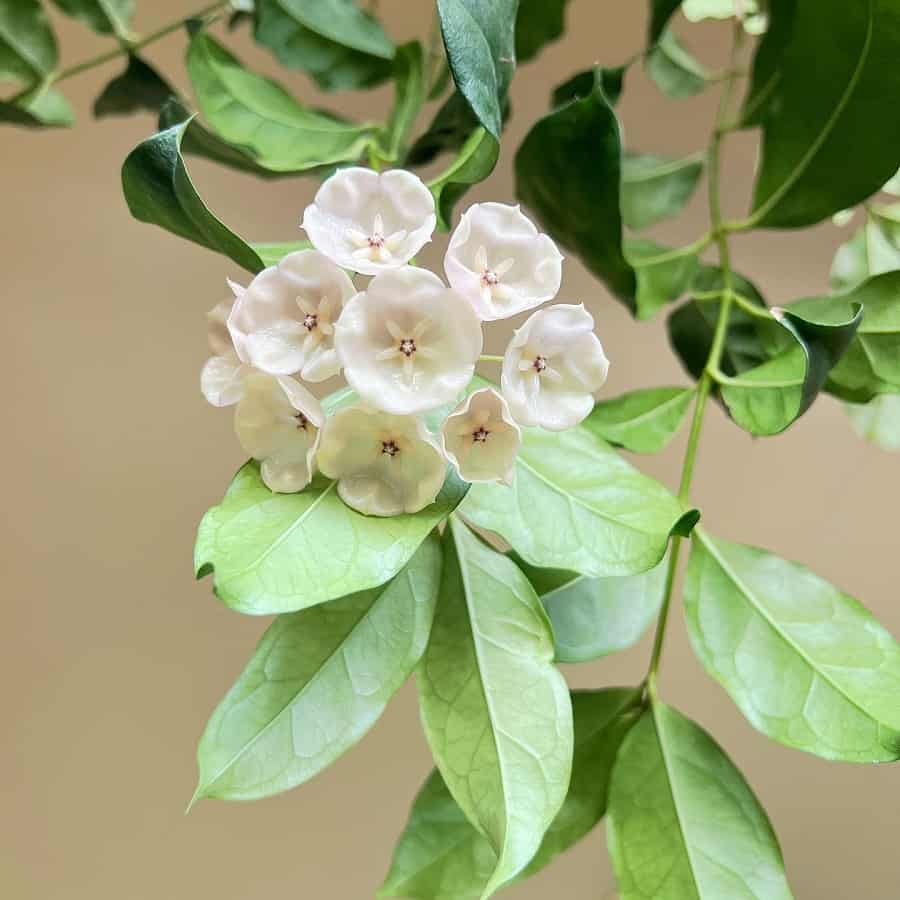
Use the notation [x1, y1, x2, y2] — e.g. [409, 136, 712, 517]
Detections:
[479, 354, 503, 363]
[646, 23, 746, 697]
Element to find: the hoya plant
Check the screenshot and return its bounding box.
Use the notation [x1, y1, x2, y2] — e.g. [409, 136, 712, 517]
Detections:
[7, 0, 900, 896]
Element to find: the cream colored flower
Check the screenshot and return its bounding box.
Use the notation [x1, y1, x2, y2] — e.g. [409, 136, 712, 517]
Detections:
[501, 304, 609, 431]
[301, 167, 436, 275]
[234, 372, 324, 493]
[443, 202, 563, 321]
[441, 388, 521, 485]
[201, 285, 251, 407]
[317, 405, 447, 516]
[227, 249, 356, 382]
[334, 266, 483, 415]
[683, 0, 767, 31]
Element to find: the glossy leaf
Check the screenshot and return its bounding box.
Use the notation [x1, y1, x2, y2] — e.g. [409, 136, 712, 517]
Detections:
[551, 65, 626, 108]
[517, 555, 668, 663]
[831, 212, 900, 292]
[621, 151, 704, 231]
[253, 0, 394, 92]
[585, 386, 695, 453]
[0, 83, 73, 127]
[516, 82, 637, 309]
[646, 30, 708, 99]
[416, 518, 573, 898]
[648, 0, 684, 44]
[121, 116, 264, 273]
[383, 42, 427, 163]
[187, 33, 379, 173]
[193, 535, 441, 803]
[462, 423, 698, 578]
[428, 126, 499, 230]
[608, 701, 794, 899]
[380, 689, 641, 899]
[195, 461, 467, 616]
[437, 0, 517, 139]
[0, 0, 57, 89]
[51, 0, 133, 37]
[94, 55, 174, 119]
[846, 394, 900, 451]
[406, 90, 493, 167]
[515, 0, 570, 63]
[686, 529, 900, 762]
[741, 0, 797, 126]
[626, 239, 700, 320]
[751, 0, 900, 228]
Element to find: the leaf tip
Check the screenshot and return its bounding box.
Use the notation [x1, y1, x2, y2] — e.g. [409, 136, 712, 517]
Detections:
[673, 508, 701, 538]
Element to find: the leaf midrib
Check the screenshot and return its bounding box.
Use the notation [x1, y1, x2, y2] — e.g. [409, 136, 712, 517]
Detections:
[622, 152, 705, 183]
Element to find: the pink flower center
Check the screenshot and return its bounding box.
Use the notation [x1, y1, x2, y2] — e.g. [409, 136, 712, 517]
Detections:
[481, 268, 500, 287]
[302, 313, 317, 332]
[381, 440, 400, 457]
[368, 232, 385, 249]
[533, 355, 548, 373]
[399, 338, 417, 357]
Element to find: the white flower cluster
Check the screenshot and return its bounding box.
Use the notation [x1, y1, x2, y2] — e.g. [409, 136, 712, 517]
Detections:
[201, 167, 609, 517]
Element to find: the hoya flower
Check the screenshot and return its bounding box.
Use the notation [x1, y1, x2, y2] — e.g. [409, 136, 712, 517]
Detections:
[443, 202, 563, 320]
[234, 372, 324, 494]
[201, 286, 251, 407]
[501, 304, 609, 431]
[317, 405, 447, 516]
[227, 249, 355, 382]
[301, 167, 436, 275]
[334, 266, 483, 415]
[441, 388, 521, 486]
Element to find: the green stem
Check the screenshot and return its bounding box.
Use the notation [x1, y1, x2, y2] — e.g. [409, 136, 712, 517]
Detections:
[51, 0, 230, 85]
[646, 24, 745, 696]
[635, 232, 714, 267]
[479, 354, 503, 363]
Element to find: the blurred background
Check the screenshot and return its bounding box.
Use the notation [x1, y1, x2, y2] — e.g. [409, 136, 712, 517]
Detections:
[3, 1, 898, 897]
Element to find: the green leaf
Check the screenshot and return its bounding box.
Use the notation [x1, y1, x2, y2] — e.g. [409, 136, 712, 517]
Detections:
[551, 65, 627, 108]
[407, 90, 480, 166]
[607, 700, 794, 899]
[516, 81, 637, 310]
[0, 82, 73, 127]
[0, 0, 58, 89]
[121, 116, 265, 273]
[93, 54, 174, 119]
[187, 32, 380, 173]
[846, 394, 900, 451]
[380, 689, 641, 899]
[193, 535, 441, 804]
[437, 0, 517, 139]
[646, 30, 709, 99]
[621, 151, 704, 231]
[517, 555, 668, 663]
[648, 0, 684, 44]
[251, 240, 311, 267]
[515, 0, 570, 63]
[416, 518, 573, 899]
[461, 423, 697, 578]
[831, 212, 900, 292]
[195, 461, 467, 616]
[383, 41, 427, 163]
[253, 0, 394, 92]
[741, 0, 797, 127]
[750, 0, 900, 228]
[626, 239, 700, 320]
[50, 0, 133, 38]
[585, 387, 695, 453]
[685, 528, 900, 762]
[427, 126, 499, 231]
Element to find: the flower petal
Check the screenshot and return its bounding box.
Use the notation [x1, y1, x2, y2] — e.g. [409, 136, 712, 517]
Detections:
[201, 351, 247, 407]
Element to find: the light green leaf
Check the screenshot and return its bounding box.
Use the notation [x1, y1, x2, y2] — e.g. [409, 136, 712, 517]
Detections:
[515, 0, 570, 63]
[195, 461, 467, 616]
[50, 0, 133, 38]
[751, 0, 900, 228]
[516, 81, 637, 310]
[882, 166, 900, 196]
[187, 32, 380, 173]
[846, 394, 900, 451]
[648, 0, 684, 44]
[518, 555, 668, 663]
[0, 82, 73, 127]
[607, 700, 794, 899]
[0, 0, 57, 89]
[626, 238, 700, 320]
[428, 126, 499, 230]
[831, 216, 900, 292]
[121, 116, 265, 273]
[462, 423, 698, 578]
[93, 54, 174, 119]
[383, 41, 427, 163]
[381, 689, 641, 899]
[251, 240, 311, 267]
[437, 0, 517, 139]
[193, 535, 441, 803]
[685, 528, 900, 762]
[683, 0, 758, 20]
[585, 386, 695, 453]
[416, 518, 573, 899]
[253, 0, 394, 92]
[621, 151, 704, 231]
[646, 30, 709, 99]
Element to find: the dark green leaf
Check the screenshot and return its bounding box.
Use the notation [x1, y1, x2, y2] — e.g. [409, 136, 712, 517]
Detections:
[751, 0, 900, 228]
[407, 90, 477, 166]
[646, 30, 708, 99]
[195, 461, 467, 615]
[194, 535, 441, 804]
[187, 32, 380, 173]
[626, 239, 700, 320]
[608, 701, 794, 899]
[93, 54, 174, 119]
[515, 0, 570, 63]
[585, 386, 695, 453]
[686, 528, 900, 762]
[0, 82, 73, 127]
[621, 151, 704, 231]
[50, 0, 133, 37]
[741, 0, 797, 126]
[383, 41, 426, 163]
[0, 0, 57, 88]
[380, 689, 641, 899]
[516, 82, 637, 309]
[648, 0, 683, 44]
[461, 423, 697, 578]
[121, 116, 265, 272]
[253, 0, 394, 92]
[437, 0, 517, 139]
[551, 64, 627, 109]
[416, 518, 573, 898]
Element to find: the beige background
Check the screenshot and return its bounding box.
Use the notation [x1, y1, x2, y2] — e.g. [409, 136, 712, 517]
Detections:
[4, 2, 898, 897]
